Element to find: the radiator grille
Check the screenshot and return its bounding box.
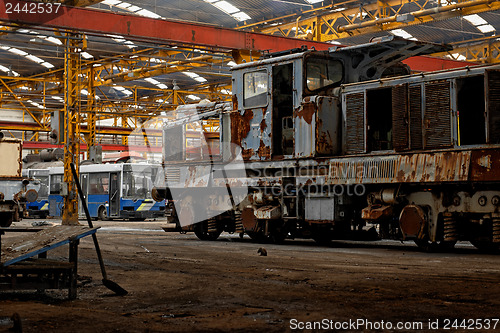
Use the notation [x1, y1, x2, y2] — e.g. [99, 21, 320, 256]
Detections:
[345, 92, 365, 154]
[409, 85, 423, 150]
[424, 80, 452, 149]
[329, 157, 398, 183]
[392, 84, 409, 151]
[487, 70, 500, 144]
[165, 167, 181, 183]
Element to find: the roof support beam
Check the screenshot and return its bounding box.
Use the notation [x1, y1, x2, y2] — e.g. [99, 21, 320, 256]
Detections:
[0, 0, 334, 52]
[255, 0, 500, 42]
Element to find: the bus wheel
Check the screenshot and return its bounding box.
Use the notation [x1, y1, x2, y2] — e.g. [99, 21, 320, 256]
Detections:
[194, 220, 221, 241]
[98, 206, 108, 221]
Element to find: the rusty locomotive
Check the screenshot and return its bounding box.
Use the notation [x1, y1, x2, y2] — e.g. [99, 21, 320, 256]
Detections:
[155, 37, 500, 251]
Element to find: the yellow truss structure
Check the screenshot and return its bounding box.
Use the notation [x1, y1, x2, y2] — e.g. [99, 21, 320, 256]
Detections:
[244, 0, 500, 44]
[432, 36, 500, 63]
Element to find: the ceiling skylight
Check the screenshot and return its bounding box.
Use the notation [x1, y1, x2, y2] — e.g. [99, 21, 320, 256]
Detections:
[145, 77, 168, 90]
[106, 34, 137, 49]
[203, 0, 251, 22]
[0, 64, 19, 76]
[27, 99, 44, 109]
[464, 14, 495, 34]
[305, 0, 323, 4]
[182, 71, 207, 83]
[187, 95, 201, 101]
[101, 0, 162, 19]
[0, 44, 55, 69]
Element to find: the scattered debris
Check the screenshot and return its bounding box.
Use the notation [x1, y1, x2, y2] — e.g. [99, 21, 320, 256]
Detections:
[31, 221, 52, 227]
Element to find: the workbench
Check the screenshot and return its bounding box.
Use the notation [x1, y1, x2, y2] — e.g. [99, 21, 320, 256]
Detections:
[0, 226, 98, 299]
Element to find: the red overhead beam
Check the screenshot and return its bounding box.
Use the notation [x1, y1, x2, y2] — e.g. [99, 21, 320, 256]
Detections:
[0, 0, 333, 52]
[403, 55, 476, 72]
[0, 0, 470, 71]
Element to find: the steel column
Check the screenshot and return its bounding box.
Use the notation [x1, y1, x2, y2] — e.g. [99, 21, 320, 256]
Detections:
[62, 33, 81, 226]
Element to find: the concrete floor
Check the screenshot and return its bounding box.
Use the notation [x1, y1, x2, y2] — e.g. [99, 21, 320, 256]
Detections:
[1, 217, 500, 332]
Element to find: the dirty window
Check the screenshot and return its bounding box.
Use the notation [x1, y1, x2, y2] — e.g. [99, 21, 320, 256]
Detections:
[49, 174, 63, 194]
[89, 172, 109, 195]
[306, 59, 343, 92]
[244, 70, 268, 108]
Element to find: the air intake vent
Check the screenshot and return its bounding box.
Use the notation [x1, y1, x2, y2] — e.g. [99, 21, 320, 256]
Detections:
[424, 80, 452, 149]
[165, 167, 181, 183]
[345, 92, 365, 154]
[329, 156, 398, 184]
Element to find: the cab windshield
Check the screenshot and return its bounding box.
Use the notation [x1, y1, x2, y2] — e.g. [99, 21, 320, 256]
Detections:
[305, 57, 343, 92]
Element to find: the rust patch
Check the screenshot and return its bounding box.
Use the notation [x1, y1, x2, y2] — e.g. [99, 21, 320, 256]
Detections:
[232, 94, 238, 111]
[260, 118, 267, 132]
[361, 205, 392, 221]
[185, 166, 197, 187]
[296, 102, 315, 125]
[241, 207, 258, 231]
[257, 140, 271, 159]
[316, 131, 333, 155]
[230, 109, 253, 145]
[470, 149, 500, 181]
[242, 148, 254, 160]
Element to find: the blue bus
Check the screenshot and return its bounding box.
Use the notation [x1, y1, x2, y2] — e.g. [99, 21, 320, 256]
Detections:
[48, 163, 165, 220]
[23, 168, 50, 218]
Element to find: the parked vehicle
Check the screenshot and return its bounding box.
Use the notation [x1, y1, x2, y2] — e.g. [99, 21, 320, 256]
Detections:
[155, 37, 500, 251]
[49, 163, 165, 220]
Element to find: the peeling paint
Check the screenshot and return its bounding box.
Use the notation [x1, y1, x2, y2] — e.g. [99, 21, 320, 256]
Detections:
[258, 140, 271, 159]
[296, 102, 315, 125]
[230, 109, 253, 147]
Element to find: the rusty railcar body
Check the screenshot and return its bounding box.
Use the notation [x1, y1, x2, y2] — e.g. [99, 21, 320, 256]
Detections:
[157, 37, 500, 251]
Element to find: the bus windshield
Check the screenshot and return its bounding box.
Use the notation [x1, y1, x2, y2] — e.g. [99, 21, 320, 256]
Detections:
[122, 167, 156, 199]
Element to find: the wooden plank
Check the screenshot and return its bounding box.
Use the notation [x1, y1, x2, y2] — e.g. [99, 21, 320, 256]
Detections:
[1, 226, 98, 267]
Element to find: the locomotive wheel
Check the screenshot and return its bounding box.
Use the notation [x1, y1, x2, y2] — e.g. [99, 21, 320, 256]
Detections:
[470, 241, 500, 253]
[312, 233, 332, 246]
[194, 221, 222, 241]
[247, 231, 267, 243]
[414, 238, 456, 252]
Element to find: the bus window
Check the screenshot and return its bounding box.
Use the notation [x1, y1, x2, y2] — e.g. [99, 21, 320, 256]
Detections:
[123, 168, 154, 199]
[89, 172, 109, 195]
[50, 174, 63, 194]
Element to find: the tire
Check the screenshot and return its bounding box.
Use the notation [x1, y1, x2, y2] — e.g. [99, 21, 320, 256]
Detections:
[98, 206, 108, 221]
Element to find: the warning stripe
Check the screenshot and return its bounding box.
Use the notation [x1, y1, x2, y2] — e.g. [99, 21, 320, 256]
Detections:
[136, 201, 155, 211]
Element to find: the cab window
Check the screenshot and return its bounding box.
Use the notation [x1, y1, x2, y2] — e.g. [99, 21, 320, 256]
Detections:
[243, 70, 268, 108]
[306, 58, 343, 92]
